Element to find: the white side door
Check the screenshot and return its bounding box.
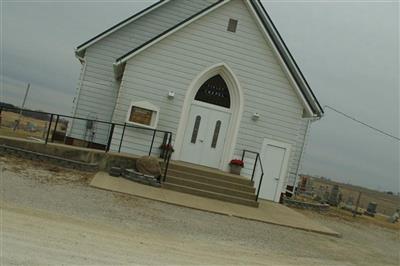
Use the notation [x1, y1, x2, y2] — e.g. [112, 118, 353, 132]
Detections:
[180, 104, 230, 168]
[256, 139, 291, 202]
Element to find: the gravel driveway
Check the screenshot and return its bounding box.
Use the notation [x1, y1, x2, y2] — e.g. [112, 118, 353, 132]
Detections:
[1, 156, 399, 265]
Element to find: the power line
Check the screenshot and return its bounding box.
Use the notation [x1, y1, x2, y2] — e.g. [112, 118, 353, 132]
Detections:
[324, 105, 400, 141]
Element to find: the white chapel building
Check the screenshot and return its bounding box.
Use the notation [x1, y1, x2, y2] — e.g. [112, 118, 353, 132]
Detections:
[69, 0, 324, 203]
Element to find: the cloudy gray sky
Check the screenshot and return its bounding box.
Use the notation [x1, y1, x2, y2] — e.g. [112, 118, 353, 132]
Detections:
[1, 0, 399, 193]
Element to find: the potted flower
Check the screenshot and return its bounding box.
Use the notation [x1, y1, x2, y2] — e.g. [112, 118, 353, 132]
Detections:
[229, 159, 244, 175]
[159, 143, 174, 159]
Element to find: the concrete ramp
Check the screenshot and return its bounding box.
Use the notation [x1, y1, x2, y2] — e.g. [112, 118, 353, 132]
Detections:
[90, 172, 340, 237]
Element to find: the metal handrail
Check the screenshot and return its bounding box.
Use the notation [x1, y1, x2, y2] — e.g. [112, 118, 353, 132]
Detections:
[0, 106, 173, 182]
[0, 106, 172, 135]
[241, 149, 264, 201]
[162, 133, 173, 182]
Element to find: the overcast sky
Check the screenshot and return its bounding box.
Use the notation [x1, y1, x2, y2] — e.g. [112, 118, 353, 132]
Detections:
[1, 0, 398, 193]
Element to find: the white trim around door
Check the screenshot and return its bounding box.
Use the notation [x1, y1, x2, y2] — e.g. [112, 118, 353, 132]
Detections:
[256, 138, 292, 202]
[173, 62, 244, 171]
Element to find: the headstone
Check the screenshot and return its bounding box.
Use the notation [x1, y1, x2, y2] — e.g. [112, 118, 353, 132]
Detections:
[315, 186, 325, 203]
[305, 178, 314, 192]
[298, 176, 308, 192]
[364, 202, 378, 217]
[389, 209, 399, 223]
[346, 196, 354, 206]
[322, 190, 330, 204]
[337, 192, 342, 204]
[328, 185, 340, 206]
[367, 202, 377, 214]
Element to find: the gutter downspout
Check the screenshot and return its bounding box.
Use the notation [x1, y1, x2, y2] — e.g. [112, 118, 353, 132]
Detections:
[291, 117, 316, 195]
[68, 54, 87, 137]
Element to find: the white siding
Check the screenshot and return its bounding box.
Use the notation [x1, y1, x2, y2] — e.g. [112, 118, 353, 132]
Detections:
[111, 0, 310, 180]
[69, 0, 218, 145]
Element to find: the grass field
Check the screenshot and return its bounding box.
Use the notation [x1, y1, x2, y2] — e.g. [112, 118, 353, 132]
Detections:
[0, 111, 66, 141]
[296, 206, 400, 232]
[310, 177, 399, 216]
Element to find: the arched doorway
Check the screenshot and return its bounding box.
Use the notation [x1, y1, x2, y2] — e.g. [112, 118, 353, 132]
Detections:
[175, 63, 243, 170]
[180, 75, 232, 168]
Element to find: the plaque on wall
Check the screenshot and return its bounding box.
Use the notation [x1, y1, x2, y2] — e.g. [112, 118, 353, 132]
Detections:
[126, 101, 160, 129]
[129, 107, 153, 126]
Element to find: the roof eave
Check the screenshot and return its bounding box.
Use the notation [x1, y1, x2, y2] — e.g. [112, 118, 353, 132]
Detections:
[76, 49, 85, 58]
[113, 62, 125, 80]
[113, 0, 228, 80]
[74, 49, 86, 64]
[74, 0, 169, 56]
[114, 0, 227, 66]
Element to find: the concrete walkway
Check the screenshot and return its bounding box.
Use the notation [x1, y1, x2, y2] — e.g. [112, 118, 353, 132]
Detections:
[90, 172, 340, 237]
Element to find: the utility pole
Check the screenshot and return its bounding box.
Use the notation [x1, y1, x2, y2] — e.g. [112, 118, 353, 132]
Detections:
[13, 83, 30, 131]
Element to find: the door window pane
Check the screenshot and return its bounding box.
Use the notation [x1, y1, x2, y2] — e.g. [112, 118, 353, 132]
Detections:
[191, 116, 201, 144]
[211, 120, 221, 148]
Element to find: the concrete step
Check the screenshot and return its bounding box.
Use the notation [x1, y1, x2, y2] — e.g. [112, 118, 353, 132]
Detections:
[163, 183, 259, 207]
[166, 175, 256, 200]
[167, 168, 256, 193]
[167, 163, 253, 186]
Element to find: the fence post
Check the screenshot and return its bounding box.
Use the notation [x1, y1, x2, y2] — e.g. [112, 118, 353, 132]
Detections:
[149, 130, 157, 156]
[106, 123, 115, 152]
[118, 123, 126, 153]
[51, 115, 59, 143]
[160, 132, 168, 159]
[45, 114, 54, 144]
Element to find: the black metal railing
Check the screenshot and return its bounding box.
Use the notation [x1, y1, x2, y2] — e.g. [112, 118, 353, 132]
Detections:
[0, 106, 173, 181]
[241, 149, 264, 201]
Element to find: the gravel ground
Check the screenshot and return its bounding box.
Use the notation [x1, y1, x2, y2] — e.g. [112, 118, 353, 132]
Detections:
[1, 155, 399, 265]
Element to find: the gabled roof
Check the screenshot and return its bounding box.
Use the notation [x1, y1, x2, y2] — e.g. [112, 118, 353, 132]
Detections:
[75, 0, 169, 58]
[115, 0, 226, 64]
[111, 0, 323, 117]
[74, 0, 323, 117]
[113, 0, 227, 75]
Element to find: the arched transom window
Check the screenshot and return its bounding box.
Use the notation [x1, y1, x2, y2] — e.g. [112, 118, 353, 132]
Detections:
[194, 75, 231, 108]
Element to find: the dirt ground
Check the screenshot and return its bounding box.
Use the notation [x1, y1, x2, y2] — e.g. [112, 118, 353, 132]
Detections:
[1, 156, 399, 266]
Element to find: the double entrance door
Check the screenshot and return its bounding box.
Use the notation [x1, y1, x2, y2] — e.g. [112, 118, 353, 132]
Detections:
[180, 104, 231, 169]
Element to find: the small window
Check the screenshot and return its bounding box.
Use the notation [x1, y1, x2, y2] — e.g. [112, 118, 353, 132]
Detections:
[211, 120, 221, 148]
[227, 18, 238, 33]
[191, 116, 201, 144]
